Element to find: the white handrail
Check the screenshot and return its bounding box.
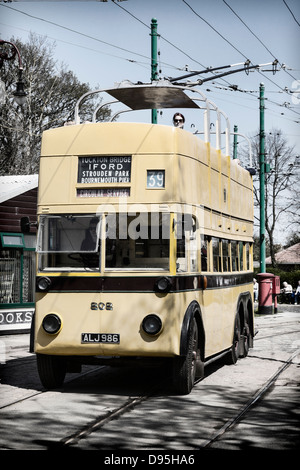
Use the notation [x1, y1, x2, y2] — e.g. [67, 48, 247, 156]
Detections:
[74, 88, 105, 124]
[92, 100, 118, 122]
[233, 132, 253, 167]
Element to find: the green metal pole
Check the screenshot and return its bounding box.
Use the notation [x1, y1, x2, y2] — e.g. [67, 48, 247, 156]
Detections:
[259, 83, 266, 273]
[233, 125, 238, 159]
[151, 18, 158, 124]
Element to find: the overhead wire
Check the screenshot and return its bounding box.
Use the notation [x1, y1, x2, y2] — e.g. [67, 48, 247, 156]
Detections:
[0, 4, 153, 64]
[112, 0, 208, 69]
[283, 0, 300, 27]
[0, 21, 154, 72]
[114, 0, 300, 123]
[182, 0, 249, 61]
[222, 0, 298, 81]
[0, 3, 184, 73]
[181, 0, 300, 121]
[221, 0, 300, 118]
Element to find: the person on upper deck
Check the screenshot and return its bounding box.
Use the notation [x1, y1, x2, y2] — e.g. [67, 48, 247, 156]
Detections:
[173, 113, 185, 129]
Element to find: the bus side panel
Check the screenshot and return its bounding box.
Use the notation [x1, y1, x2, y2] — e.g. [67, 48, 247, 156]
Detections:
[200, 282, 253, 358]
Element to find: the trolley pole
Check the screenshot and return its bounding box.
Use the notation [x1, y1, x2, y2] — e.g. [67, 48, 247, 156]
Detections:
[151, 18, 158, 124]
[233, 125, 238, 159]
[259, 83, 266, 273]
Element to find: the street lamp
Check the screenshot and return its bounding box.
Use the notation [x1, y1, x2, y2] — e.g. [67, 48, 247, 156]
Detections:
[0, 39, 27, 106]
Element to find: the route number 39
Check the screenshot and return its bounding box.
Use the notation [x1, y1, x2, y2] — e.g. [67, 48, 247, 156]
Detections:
[147, 170, 165, 189]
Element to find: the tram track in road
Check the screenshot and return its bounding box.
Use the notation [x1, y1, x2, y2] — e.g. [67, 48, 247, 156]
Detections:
[33, 368, 169, 450]
[56, 346, 300, 450]
[58, 367, 169, 448]
[255, 329, 300, 341]
[199, 347, 300, 449]
[60, 388, 157, 448]
[52, 346, 300, 450]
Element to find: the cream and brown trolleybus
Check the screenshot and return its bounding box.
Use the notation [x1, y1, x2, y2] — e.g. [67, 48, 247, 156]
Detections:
[29, 80, 255, 394]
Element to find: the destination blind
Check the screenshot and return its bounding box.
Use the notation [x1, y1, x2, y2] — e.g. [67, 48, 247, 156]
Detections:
[78, 156, 131, 184]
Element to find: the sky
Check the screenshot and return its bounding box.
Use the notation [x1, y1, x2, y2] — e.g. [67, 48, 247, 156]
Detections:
[0, 0, 299, 243]
[1, 0, 299, 154]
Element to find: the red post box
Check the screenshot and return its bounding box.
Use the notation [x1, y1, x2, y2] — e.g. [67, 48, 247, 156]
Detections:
[257, 273, 275, 314]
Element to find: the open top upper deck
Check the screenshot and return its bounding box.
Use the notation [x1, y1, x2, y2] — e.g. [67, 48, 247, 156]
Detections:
[73, 80, 238, 159]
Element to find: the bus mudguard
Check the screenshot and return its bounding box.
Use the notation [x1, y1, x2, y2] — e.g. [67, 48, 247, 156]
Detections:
[179, 300, 205, 360]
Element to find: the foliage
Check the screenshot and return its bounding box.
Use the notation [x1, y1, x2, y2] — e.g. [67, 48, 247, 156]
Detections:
[254, 267, 300, 289]
[0, 34, 111, 175]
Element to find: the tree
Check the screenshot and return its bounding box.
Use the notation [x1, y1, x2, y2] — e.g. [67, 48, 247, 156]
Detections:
[242, 129, 298, 267]
[284, 232, 300, 249]
[0, 34, 111, 175]
[285, 176, 300, 232]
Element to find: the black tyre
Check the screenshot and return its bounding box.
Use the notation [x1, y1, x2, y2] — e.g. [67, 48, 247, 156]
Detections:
[36, 354, 66, 389]
[226, 314, 241, 365]
[172, 318, 203, 395]
[240, 320, 251, 358]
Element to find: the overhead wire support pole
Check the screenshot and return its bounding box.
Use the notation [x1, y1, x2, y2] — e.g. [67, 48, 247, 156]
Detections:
[151, 18, 158, 124]
[259, 83, 266, 274]
[233, 125, 238, 159]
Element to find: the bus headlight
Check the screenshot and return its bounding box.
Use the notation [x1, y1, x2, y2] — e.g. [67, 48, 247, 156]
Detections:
[42, 313, 62, 335]
[37, 276, 51, 292]
[154, 276, 172, 293]
[142, 314, 162, 336]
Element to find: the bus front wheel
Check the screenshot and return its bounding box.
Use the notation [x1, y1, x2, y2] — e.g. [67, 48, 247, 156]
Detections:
[172, 318, 203, 395]
[36, 353, 66, 389]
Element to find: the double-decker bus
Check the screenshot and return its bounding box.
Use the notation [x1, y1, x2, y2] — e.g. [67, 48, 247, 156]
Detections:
[29, 81, 254, 394]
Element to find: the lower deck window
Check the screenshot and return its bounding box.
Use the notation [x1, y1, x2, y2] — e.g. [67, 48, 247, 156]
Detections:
[205, 237, 252, 273]
[105, 212, 170, 270]
[36, 213, 252, 274]
[37, 213, 170, 272]
[37, 215, 102, 271]
[212, 237, 221, 272]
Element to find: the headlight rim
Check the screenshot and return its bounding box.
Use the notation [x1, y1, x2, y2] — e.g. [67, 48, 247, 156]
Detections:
[42, 313, 62, 335]
[37, 276, 51, 292]
[154, 276, 172, 294]
[142, 314, 163, 336]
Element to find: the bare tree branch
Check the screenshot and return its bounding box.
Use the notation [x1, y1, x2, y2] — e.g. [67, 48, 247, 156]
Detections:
[0, 34, 112, 175]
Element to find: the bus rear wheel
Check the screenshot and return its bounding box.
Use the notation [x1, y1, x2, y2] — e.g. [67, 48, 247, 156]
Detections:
[240, 321, 251, 358]
[172, 318, 203, 395]
[226, 314, 241, 365]
[36, 353, 66, 389]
